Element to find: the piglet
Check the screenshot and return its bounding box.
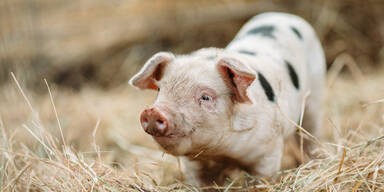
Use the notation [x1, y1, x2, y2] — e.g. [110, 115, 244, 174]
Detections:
[129, 12, 325, 186]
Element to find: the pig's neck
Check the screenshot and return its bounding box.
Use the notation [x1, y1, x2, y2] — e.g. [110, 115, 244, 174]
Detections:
[191, 102, 284, 165]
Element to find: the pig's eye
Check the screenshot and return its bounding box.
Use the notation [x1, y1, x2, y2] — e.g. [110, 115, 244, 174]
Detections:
[196, 89, 217, 111]
[200, 95, 212, 101]
[157, 88, 160, 91]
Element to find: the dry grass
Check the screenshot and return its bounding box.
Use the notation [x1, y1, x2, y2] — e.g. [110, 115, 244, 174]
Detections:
[1, 0, 383, 89]
[0, 61, 383, 191]
[1, 1, 383, 191]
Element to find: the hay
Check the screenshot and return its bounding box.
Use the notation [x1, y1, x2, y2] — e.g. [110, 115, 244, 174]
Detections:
[1, 0, 383, 191]
[0, 66, 383, 191]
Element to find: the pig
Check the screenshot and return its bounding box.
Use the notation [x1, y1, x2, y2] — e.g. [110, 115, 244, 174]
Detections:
[129, 12, 325, 186]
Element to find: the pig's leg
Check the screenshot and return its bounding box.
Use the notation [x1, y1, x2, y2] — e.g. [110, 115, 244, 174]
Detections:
[181, 157, 239, 187]
[249, 138, 283, 177]
[300, 89, 323, 157]
[181, 158, 205, 186]
[300, 41, 325, 157]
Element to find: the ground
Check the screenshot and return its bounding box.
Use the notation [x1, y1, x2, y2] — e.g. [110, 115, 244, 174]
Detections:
[0, 61, 383, 191]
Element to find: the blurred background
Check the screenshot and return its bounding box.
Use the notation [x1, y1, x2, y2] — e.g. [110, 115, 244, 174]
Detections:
[1, 0, 383, 90]
[0, 0, 384, 186]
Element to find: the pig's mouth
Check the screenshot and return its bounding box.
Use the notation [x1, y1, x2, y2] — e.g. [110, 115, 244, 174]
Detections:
[153, 132, 187, 139]
[152, 133, 185, 152]
[152, 128, 193, 148]
[152, 125, 197, 155]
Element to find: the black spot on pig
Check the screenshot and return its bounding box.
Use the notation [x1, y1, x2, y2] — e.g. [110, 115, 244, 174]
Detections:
[237, 50, 256, 56]
[290, 26, 302, 40]
[257, 72, 275, 102]
[285, 60, 300, 90]
[247, 25, 276, 39]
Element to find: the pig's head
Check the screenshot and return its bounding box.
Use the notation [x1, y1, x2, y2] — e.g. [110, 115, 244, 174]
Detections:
[129, 50, 256, 156]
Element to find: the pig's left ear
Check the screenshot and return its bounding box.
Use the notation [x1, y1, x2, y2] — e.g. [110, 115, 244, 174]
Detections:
[217, 57, 256, 103]
[129, 52, 175, 90]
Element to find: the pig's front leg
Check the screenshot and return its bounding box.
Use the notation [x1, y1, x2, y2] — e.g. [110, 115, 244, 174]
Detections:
[181, 157, 238, 187]
[180, 158, 205, 187]
[249, 137, 284, 177]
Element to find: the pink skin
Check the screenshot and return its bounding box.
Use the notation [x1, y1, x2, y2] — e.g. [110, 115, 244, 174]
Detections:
[131, 12, 326, 186]
[130, 53, 288, 186]
[130, 52, 272, 186]
[140, 86, 220, 154]
[132, 54, 253, 157]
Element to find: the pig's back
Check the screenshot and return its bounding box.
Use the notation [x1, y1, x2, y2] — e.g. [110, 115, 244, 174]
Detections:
[226, 12, 321, 75]
[226, 12, 325, 95]
[226, 12, 325, 136]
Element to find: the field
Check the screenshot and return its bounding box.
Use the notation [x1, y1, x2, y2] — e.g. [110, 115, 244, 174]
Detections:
[1, 0, 384, 191]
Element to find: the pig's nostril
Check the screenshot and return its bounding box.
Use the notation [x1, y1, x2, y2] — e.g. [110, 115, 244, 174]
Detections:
[156, 119, 167, 131]
[141, 118, 149, 128]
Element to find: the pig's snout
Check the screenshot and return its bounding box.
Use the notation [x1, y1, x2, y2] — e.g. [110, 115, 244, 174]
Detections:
[140, 108, 169, 137]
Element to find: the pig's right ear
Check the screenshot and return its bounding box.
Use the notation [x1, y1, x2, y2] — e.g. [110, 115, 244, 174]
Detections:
[129, 52, 175, 90]
[217, 57, 256, 103]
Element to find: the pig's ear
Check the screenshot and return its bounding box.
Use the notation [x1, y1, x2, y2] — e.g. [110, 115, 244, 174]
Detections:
[217, 57, 256, 103]
[129, 52, 175, 90]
